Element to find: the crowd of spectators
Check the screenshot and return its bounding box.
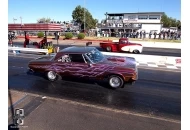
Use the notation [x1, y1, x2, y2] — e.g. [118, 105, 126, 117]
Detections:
[95, 29, 181, 40]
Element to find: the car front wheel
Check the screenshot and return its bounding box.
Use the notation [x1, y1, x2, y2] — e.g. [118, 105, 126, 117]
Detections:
[46, 71, 58, 81]
[133, 49, 140, 54]
[108, 75, 124, 88]
[106, 46, 112, 52]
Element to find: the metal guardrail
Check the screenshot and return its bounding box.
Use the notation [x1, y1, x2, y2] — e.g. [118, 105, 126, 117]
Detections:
[8, 47, 48, 54]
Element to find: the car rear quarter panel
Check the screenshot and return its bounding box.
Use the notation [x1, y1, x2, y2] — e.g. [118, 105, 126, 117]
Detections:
[28, 61, 53, 73]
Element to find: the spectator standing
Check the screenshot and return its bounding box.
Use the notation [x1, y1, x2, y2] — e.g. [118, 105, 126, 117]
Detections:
[149, 32, 152, 39]
[163, 32, 165, 40]
[24, 33, 30, 48]
[140, 31, 142, 39]
[143, 31, 146, 39]
[136, 31, 139, 38]
[119, 31, 121, 38]
[154, 32, 157, 39]
[158, 32, 161, 39]
[57, 32, 60, 39]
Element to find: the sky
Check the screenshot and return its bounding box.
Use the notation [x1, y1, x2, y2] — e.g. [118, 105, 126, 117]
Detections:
[8, 0, 181, 23]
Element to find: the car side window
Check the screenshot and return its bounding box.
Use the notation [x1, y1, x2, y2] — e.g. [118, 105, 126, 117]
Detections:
[57, 54, 71, 62]
[120, 40, 127, 44]
[69, 54, 85, 63]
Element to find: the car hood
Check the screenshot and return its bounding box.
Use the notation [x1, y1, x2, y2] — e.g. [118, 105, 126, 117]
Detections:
[99, 55, 137, 70]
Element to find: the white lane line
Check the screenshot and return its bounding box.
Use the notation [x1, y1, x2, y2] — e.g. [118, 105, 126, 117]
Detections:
[148, 64, 158, 67]
[138, 67, 181, 72]
[166, 66, 178, 69]
[10, 66, 26, 69]
[138, 61, 148, 64]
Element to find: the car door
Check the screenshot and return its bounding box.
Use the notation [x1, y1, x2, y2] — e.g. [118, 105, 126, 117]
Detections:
[55, 54, 72, 76]
[67, 54, 89, 78]
[118, 40, 130, 52]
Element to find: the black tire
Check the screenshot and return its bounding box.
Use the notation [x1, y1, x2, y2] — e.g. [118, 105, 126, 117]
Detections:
[106, 46, 112, 52]
[133, 49, 140, 54]
[108, 75, 124, 88]
[46, 71, 58, 82]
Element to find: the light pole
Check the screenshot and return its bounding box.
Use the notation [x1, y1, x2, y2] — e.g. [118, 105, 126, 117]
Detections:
[84, 0, 85, 32]
[13, 18, 17, 24]
[20, 17, 22, 25]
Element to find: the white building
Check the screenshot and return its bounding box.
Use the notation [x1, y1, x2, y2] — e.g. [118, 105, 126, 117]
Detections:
[101, 12, 164, 35]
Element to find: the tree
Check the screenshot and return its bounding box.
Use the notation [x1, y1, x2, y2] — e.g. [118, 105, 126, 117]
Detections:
[72, 5, 97, 30]
[37, 17, 51, 23]
[176, 20, 181, 30]
[161, 13, 181, 28]
[94, 19, 99, 24]
[161, 13, 170, 27]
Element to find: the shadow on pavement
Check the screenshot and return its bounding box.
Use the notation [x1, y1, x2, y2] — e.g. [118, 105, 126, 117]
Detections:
[26, 70, 115, 90]
[8, 86, 20, 130]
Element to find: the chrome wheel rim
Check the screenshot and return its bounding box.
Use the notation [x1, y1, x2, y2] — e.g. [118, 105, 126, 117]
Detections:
[109, 77, 121, 88]
[134, 50, 139, 54]
[48, 71, 56, 80]
[106, 47, 111, 51]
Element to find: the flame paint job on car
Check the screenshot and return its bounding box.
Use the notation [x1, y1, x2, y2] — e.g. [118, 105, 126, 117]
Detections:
[28, 46, 138, 82]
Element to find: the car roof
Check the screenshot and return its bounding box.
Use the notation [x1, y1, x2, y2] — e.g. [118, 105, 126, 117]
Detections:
[59, 46, 96, 54]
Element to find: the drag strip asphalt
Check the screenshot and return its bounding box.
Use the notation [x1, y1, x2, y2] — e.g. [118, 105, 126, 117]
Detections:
[11, 41, 181, 57]
[8, 54, 181, 121]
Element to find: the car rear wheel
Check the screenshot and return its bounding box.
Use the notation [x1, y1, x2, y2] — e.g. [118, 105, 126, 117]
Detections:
[106, 46, 112, 52]
[108, 75, 124, 88]
[47, 71, 58, 81]
[133, 49, 140, 54]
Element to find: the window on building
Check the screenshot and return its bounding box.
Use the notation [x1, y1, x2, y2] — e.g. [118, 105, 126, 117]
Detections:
[119, 16, 123, 20]
[128, 15, 136, 20]
[138, 15, 148, 19]
[149, 15, 160, 19]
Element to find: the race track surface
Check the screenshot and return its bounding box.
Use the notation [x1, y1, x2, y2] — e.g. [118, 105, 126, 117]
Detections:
[8, 54, 181, 130]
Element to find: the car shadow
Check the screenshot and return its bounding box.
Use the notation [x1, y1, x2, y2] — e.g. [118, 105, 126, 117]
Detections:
[26, 70, 115, 90]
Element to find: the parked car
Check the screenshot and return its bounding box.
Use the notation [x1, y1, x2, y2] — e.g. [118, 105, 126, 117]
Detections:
[28, 46, 138, 89]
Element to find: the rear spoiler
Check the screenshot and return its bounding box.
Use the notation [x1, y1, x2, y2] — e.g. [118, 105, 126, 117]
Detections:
[86, 42, 92, 46]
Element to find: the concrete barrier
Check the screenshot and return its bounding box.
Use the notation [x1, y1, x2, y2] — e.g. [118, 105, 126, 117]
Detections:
[8, 47, 48, 54]
[101, 52, 181, 66]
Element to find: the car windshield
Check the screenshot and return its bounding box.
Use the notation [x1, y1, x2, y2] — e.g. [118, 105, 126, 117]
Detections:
[85, 49, 105, 63]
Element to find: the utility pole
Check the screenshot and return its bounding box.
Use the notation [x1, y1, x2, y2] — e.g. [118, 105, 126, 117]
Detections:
[84, 0, 85, 32]
[13, 18, 17, 24]
[20, 17, 22, 25]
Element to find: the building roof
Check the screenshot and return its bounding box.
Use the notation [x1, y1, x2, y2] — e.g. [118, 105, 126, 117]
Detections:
[60, 46, 96, 53]
[107, 12, 165, 16]
[8, 23, 61, 31]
